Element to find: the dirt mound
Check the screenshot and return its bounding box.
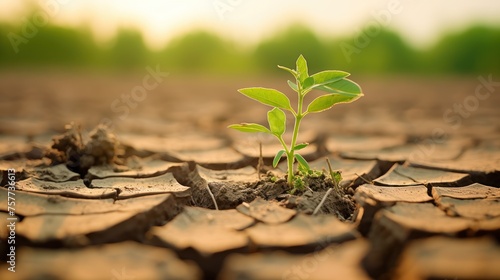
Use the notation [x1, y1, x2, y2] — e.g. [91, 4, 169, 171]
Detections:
[46, 123, 124, 177]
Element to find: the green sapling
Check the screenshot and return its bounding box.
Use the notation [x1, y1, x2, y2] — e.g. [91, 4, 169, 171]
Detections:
[229, 55, 363, 190]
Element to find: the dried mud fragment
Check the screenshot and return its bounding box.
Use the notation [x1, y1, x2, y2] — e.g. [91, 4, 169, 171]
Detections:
[0, 187, 116, 216]
[341, 143, 463, 163]
[0, 135, 30, 158]
[354, 184, 433, 235]
[149, 207, 252, 255]
[0, 242, 202, 280]
[412, 146, 500, 174]
[172, 147, 249, 170]
[16, 177, 116, 199]
[374, 164, 471, 187]
[432, 183, 500, 200]
[244, 214, 358, 250]
[8, 192, 182, 245]
[410, 147, 500, 186]
[31, 164, 80, 182]
[432, 183, 500, 220]
[0, 135, 48, 160]
[356, 184, 432, 204]
[197, 165, 259, 183]
[395, 237, 500, 280]
[236, 197, 296, 224]
[0, 161, 29, 185]
[220, 240, 370, 280]
[148, 207, 252, 279]
[90, 172, 191, 199]
[87, 157, 182, 179]
[434, 197, 500, 220]
[326, 134, 406, 153]
[362, 202, 493, 278]
[120, 132, 227, 153]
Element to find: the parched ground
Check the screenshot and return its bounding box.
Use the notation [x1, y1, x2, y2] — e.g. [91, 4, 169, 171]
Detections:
[0, 71, 499, 279]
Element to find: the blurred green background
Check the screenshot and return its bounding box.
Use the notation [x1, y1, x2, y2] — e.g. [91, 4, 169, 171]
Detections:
[1, 6, 499, 76]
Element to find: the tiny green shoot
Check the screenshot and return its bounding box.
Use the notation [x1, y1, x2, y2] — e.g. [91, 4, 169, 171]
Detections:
[229, 55, 363, 189]
[326, 158, 343, 193]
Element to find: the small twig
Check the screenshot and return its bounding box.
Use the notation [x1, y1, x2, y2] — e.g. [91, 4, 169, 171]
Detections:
[313, 187, 333, 215]
[206, 185, 219, 210]
[257, 142, 264, 180]
[326, 158, 341, 193]
[77, 124, 83, 146]
[326, 158, 336, 183]
[355, 173, 372, 184]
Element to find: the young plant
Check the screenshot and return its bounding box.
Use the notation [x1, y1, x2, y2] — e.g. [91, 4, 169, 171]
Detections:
[229, 55, 363, 189]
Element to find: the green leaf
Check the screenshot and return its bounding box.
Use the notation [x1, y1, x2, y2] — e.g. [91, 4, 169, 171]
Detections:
[332, 170, 342, 184]
[287, 80, 298, 92]
[267, 108, 286, 136]
[294, 153, 310, 170]
[317, 78, 363, 97]
[272, 149, 286, 168]
[228, 123, 271, 134]
[306, 94, 362, 113]
[293, 143, 309, 151]
[238, 87, 293, 110]
[302, 77, 314, 90]
[298, 163, 309, 174]
[310, 70, 350, 88]
[296, 55, 309, 84]
[278, 65, 298, 78]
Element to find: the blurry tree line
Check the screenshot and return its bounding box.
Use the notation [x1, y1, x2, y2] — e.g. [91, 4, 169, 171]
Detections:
[0, 19, 499, 75]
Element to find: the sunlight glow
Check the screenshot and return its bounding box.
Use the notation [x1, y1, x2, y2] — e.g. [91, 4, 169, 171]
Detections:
[0, 0, 499, 49]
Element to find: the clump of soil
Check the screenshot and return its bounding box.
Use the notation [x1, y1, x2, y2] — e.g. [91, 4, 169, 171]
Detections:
[184, 164, 357, 221]
[46, 123, 124, 177]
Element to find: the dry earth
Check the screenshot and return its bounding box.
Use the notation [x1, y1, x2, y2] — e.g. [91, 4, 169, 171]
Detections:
[0, 71, 499, 279]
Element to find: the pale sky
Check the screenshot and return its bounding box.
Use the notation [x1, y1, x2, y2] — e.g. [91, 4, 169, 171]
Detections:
[1, 0, 499, 49]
